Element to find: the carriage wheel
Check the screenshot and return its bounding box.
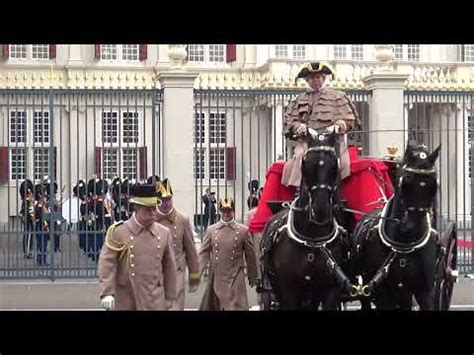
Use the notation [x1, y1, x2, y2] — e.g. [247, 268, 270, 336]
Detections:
[439, 278, 454, 311]
[434, 257, 454, 311]
[434, 258, 445, 311]
[439, 226, 457, 311]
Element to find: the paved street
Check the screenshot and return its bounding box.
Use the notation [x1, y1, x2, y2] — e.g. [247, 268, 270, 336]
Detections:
[1, 276, 473, 310]
[1, 236, 473, 310]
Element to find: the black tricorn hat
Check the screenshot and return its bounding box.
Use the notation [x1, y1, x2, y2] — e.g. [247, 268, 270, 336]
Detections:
[296, 62, 336, 83]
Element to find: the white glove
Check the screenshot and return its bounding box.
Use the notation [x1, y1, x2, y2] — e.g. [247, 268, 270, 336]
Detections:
[294, 124, 307, 136]
[325, 124, 340, 134]
[165, 299, 173, 310]
[101, 295, 115, 310]
[189, 284, 199, 293]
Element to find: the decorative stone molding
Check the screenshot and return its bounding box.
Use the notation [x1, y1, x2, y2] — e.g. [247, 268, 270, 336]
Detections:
[0, 60, 472, 91]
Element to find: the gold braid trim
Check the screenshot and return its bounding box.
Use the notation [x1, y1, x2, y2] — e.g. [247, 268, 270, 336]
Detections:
[105, 224, 130, 262]
[189, 272, 201, 281]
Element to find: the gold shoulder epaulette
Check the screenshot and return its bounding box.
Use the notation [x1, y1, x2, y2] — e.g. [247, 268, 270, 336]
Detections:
[105, 223, 128, 261]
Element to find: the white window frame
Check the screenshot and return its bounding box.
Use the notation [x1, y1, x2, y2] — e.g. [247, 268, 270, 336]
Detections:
[351, 45, 364, 61]
[102, 111, 119, 144]
[393, 44, 420, 62]
[193, 111, 228, 183]
[8, 109, 54, 182]
[121, 147, 139, 180]
[333, 45, 347, 60]
[102, 147, 120, 181]
[33, 110, 51, 145]
[100, 44, 139, 62]
[292, 45, 306, 60]
[9, 110, 27, 145]
[9, 45, 51, 61]
[209, 147, 226, 181]
[10, 147, 27, 181]
[193, 147, 206, 180]
[187, 45, 226, 63]
[462, 45, 474, 63]
[99, 110, 143, 147]
[32, 147, 50, 181]
[332, 45, 366, 61]
[272, 45, 307, 60]
[122, 111, 140, 144]
[99, 110, 142, 180]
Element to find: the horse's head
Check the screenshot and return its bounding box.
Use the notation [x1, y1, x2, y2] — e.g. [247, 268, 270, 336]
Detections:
[301, 130, 339, 225]
[398, 142, 440, 232]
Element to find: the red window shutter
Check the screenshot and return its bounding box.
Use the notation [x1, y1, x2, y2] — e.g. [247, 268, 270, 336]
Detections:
[94, 44, 101, 61]
[226, 147, 236, 181]
[0, 147, 9, 182]
[49, 45, 57, 59]
[2, 45, 9, 59]
[139, 44, 147, 61]
[95, 147, 102, 177]
[139, 147, 147, 181]
[226, 44, 236, 63]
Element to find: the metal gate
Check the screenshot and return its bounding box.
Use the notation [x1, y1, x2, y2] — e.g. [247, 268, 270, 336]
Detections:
[404, 91, 474, 274]
[0, 89, 163, 279]
[192, 89, 371, 240]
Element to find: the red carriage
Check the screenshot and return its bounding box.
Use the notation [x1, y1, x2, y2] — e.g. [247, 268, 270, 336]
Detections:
[251, 146, 457, 310]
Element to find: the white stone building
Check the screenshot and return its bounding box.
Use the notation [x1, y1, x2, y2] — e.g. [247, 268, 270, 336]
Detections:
[0, 44, 473, 231]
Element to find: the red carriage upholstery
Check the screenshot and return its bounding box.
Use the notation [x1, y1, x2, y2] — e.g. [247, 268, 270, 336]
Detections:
[248, 161, 296, 233]
[248, 148, 395, 233]
[340, 147, 395, 224]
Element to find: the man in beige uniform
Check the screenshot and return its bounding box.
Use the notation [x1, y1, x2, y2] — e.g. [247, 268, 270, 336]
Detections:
[155, 178, 201, 310]
[198, 197, 259, 310]
[98, 183, 178, 310]
[282, 62, 360, 188]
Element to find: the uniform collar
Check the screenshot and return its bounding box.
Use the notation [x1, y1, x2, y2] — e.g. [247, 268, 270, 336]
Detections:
[217, 219, 238, 230]
[306, 84, 326, 94]
[156, 208, 177, 223]
[128, 214, 158, 236]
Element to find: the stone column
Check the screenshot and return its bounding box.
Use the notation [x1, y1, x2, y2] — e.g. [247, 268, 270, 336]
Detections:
[157, 45, 199, 218]
[363, 45, 410, 158]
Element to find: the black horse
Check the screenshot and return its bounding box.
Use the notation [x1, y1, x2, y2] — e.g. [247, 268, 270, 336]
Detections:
[351, 143, 441, 310]
[260, 131, 353, 310]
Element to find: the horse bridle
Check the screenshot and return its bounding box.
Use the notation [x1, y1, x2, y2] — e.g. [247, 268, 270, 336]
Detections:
[300, 145, 339, 225]
[398, 164, 437, 216]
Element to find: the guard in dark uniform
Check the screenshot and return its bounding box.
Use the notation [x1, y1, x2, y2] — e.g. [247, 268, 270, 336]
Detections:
[19, 179, 35, 259]
[74, 180, 88, 254]
[110, 177, 122, 223]
[119, 178, 133, 221]
[34, 184, 49, 266]
[86, 178, 107, 262]
[43, 179, 61, 253]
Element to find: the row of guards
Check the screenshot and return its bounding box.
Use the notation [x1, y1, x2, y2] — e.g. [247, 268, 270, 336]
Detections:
[18, 175, 161, 266]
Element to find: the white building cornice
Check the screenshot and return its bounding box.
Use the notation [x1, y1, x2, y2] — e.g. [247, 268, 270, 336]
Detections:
[0, 60, 473, 91]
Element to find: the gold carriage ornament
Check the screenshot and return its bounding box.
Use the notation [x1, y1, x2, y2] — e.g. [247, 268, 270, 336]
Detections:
[384, 144, 401, 161]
